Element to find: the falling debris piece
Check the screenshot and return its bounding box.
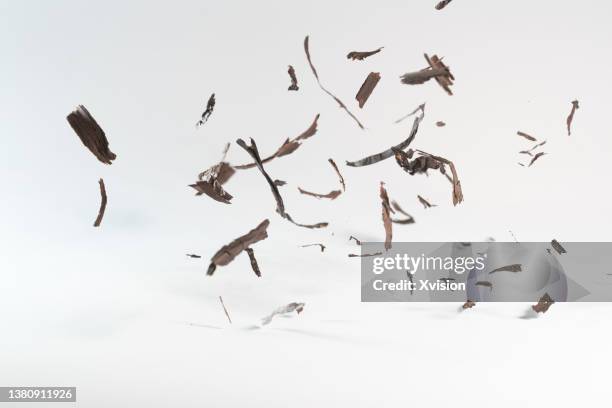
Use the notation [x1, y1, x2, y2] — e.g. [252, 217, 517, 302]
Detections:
[348, 252, 383, 258]
[235, 114, 319, 170]
[287, 65, 299, 91]
[380, 182, 394, 250]
[355, 72, 381, 108]
[67, 105, 116, 164]
[390, 201, 415, 224]
[346, 47, 383, 61]
[436, 121, 446, 127]
[475, 281, 493, 289]
[196, 93, 216, 127]
[395, 104, 425, 124]
[551, 239, 567, 255]
[93, 178, 107, 227]
[207, 219, 270, 276]
[186, 254, 202, 259]
[414, 150, 464, 206]
[219, 296, 232, 324]
[566, 100, 579, 136]
[349, 235, 362, 246]
[347, 104, 425, 167]
[489, 264, 522, 274]
[532, 293, 554, 313]
[435, 0, 453, 10]
[528, 152, 546, 167]
[417, 195, 436, 209]
[297, 187, 342, 200]
[237, 138, 328, 229]
[401, 54, 454, 95]
[261, 302, 305, 326]
[191, 148, 236, 204]
[328, 159, 345, 191]
[301, 243, 326, 252]
[274, 179, 287, 186]
[245, 247, 262, 277]
[517, 131, 537, 142]
[462, 300, 476, 309]
[304, 36, 364, 129]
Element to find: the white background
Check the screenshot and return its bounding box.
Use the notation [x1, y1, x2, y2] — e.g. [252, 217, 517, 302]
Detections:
[1, 0, 611, 406]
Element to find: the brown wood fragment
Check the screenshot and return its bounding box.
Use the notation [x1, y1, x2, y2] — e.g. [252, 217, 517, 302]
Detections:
[417, 195, 436, 209]
[346, 47, 383, 61]
[566, 100, 579, 136]
[219, 296, 232, 324]
[245, 247, 262, 277]
[196, 93, 215, 127]
[274, 179, 287, 186]
[424, 54, 454, 95]
[207, 219, 270, 276]
[435, 0, 453, 10]
[355, 72, 381, 108]
[349, 235, 362, 246]
[390, 200, 415, 224]
[551, 239, 567, 255]
[532, 293, 554, 313]
[517, 131, 537, 141]
[400, 67, 449, 85]
[301, 243, 326, 252]
[489, 264, 522, 274]
[436, 121, 446, 127]
[235, 114, 319, 170]
[328, 159, 345, 191]
[528, 152, 546, 167]
[475, 281, 493, 289]
[380, 182, 393, 250]
[287, 65, 299, 91]
[462, 300, 476, 309]
[186, 254, 202, 258]
[304, 36, 364, 129]
[67, 105, 116, 164]
[348, 252, 383, 258]
[93, 178, 107, 227]
[190, 179, 233, 204]
[297, 187, 342, 200]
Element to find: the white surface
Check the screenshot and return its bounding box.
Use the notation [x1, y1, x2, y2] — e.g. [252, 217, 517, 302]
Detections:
[1, 0, 611, 406]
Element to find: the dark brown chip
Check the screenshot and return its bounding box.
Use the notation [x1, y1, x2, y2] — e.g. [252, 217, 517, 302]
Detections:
[435, 0, 453, 10]
[346, 47, 383, 61]
[245, 247, 262, 277]
[287, 65, 299, 91]
[517, 131, 537, 141]
[207, 219, 270, 276]
[417, 195, 436, 209]
[528, 152, 546, 167]
[380, 182, 393, 250]
[304, 36, 364, 129]
[186, 254, 202, 259]
[551, 239, 567, 255]
[355, 72, 381, 108]
[462, 300, 476, 309]
[489, 264, 522, 274]
[196, 93, 216, 127]
[532, 293, 554, 313]
[93, 178, 107, 227]
[566, 100, 579, 136]
[67, 105, 116, 164]
[328, 159, 345, 191]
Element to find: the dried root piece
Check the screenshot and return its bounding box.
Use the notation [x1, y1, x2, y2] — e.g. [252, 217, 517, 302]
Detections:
[196, 93, 216, 127]
[566, 100, 579, 136]
[380, 182, 393, 250]
[532, 293, 554, 313]
[489, 264, 522, 274]
[261, 302, 305, 326]
[391, 201, 415, 225]
[67, 105, 116, 164]
[347, 104, 425, 167]
[93, 178, 107, 227]
[301, 243, 326, 252]
[435, 0, 453, 10]
[237, 138, 328, 229]
[551, 239, 567, 255]
[287, 65, 299, 91]
[219, 296, 232, 324]
[346, 47, 383, 61]
[304, 36, 364, 129]
[417, 195, 436, 209]
[235, 114, 319, 170]
[462, 300, 476, 309]
[207, 219, 270, 276]
[355, 72, 381, 108]
[245, 247, 262, 277]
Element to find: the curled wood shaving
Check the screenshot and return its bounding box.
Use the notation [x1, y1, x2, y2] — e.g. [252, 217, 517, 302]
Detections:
[415, 149, 464, 206]
[391, 200, 415, 224]
[93, 178, 107, 227]
[528, 152, 546, 167]
[566, 100, 579, 136]
[207, 219, 270, 276]
[435, 0, 453, 10]
[551, 239, 567, 255]
[436, 121, 446, 127]
[355, 72, 381, 108]
[346, 47, 383, 61]
[304, 36, 364, 129]
[328, 159, 345, 191]
[245, 247, 262, 277]
[186, 254, 202, 258]
[517, 131, 537, 141]
[287, 65, 299, 91]
[234, 114, 319, 170]
[347, 104, 425, 167]
[67, 105, 116, 164]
